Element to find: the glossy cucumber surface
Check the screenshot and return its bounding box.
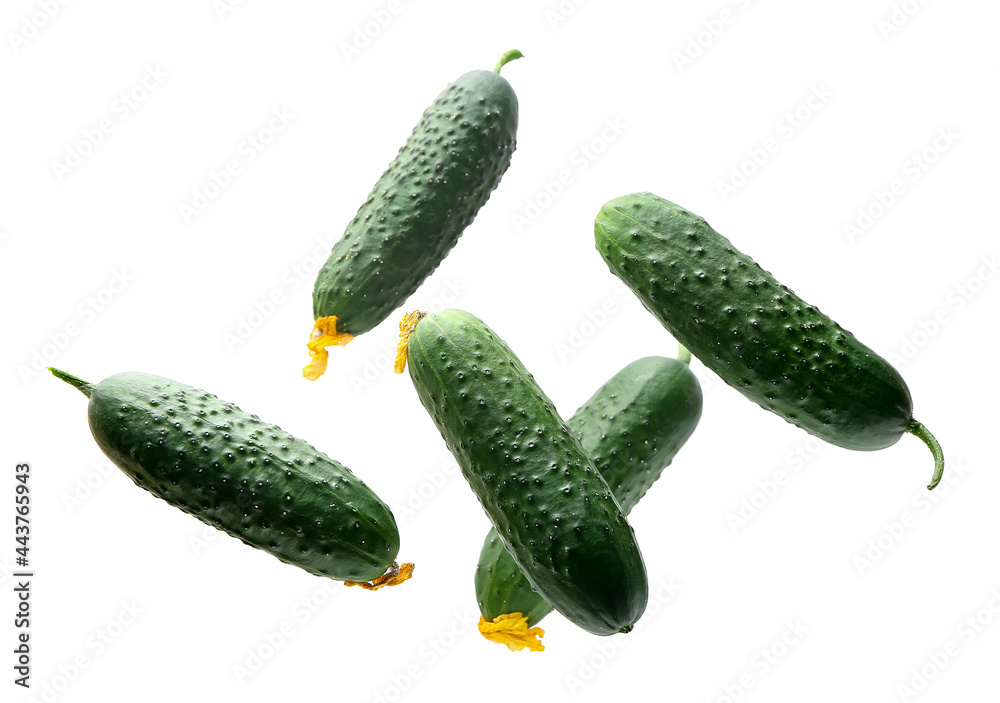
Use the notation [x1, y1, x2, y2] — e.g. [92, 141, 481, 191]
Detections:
[475, 356, 702, 633]
[404, 310, 648, 636]
[595, 193, 943, 488]
[52, 369, 400, 582]
[311, 53, 521, 339]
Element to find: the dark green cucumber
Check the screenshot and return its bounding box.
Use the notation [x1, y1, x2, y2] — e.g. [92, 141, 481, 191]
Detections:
[475, 355, 702, 642]
[404, 309, 648, 636]
[307, 50, 522, 368]
[595, 192, 944, 488]
[50, 368, 400, 582]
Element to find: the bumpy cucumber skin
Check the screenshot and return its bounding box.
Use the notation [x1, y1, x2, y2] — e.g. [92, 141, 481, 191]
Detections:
[476, 531, 555, 626]
[312, 69, 518, 336]
[573, 357, 702, 511]
[407, 310, 648, 636]
[86, 373, 399, 582]
[476, 357, 702, 626]
[595, 193, 912, 451]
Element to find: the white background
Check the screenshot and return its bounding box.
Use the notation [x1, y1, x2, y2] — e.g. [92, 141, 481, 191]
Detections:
[2, 1, 998, 701]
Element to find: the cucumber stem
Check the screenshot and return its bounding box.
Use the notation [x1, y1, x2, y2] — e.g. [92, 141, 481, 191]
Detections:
[48, 367, 95, 397]
[494, 49, 524, 74]
[906, 419, 944, 490]
[677, 344, 692, 366]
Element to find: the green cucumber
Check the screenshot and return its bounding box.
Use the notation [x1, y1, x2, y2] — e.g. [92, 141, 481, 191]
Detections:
[401, 309, 648, 636]
[595, 192, 944, 488]
[50, 368, 404, 583]
[305, 50, 523, 379]
[475, 355, 702, 650]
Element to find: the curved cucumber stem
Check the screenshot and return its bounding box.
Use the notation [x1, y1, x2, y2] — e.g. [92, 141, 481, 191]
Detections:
[494, 49, 524, 74]
[48, 367, 95, 397]
[906, 419, 944, 490]
[676, 344, 692, 366]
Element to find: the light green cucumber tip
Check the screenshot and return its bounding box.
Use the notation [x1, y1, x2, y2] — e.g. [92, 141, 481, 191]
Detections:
[677, 344, 692, 366]
[48, 367, 95, 397]
[494, 49, 524, 73]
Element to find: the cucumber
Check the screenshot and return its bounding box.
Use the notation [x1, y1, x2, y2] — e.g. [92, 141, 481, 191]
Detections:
[304, 50, 523, 380]
[400, 309, 648, 636]
[595, 192, 944, 488]
[475, 355, 702, 651]
[50, 368, 407, 584]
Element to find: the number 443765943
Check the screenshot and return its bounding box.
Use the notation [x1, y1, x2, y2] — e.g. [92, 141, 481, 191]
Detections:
[15, 463, 29, 566]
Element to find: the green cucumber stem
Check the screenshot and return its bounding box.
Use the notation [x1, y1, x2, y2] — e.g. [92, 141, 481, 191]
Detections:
[48, 367, 95, 397]
[494, 49, 524, 74]
[677, 344, 692, 366]
[906, 419, 944, 490]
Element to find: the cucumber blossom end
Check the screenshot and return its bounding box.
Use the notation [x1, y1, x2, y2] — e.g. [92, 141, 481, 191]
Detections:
[478, 613, 545, 652]
[303, 316, 353, 381]
[394, 310, 427, 374]
[345, 561, 415, 591]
